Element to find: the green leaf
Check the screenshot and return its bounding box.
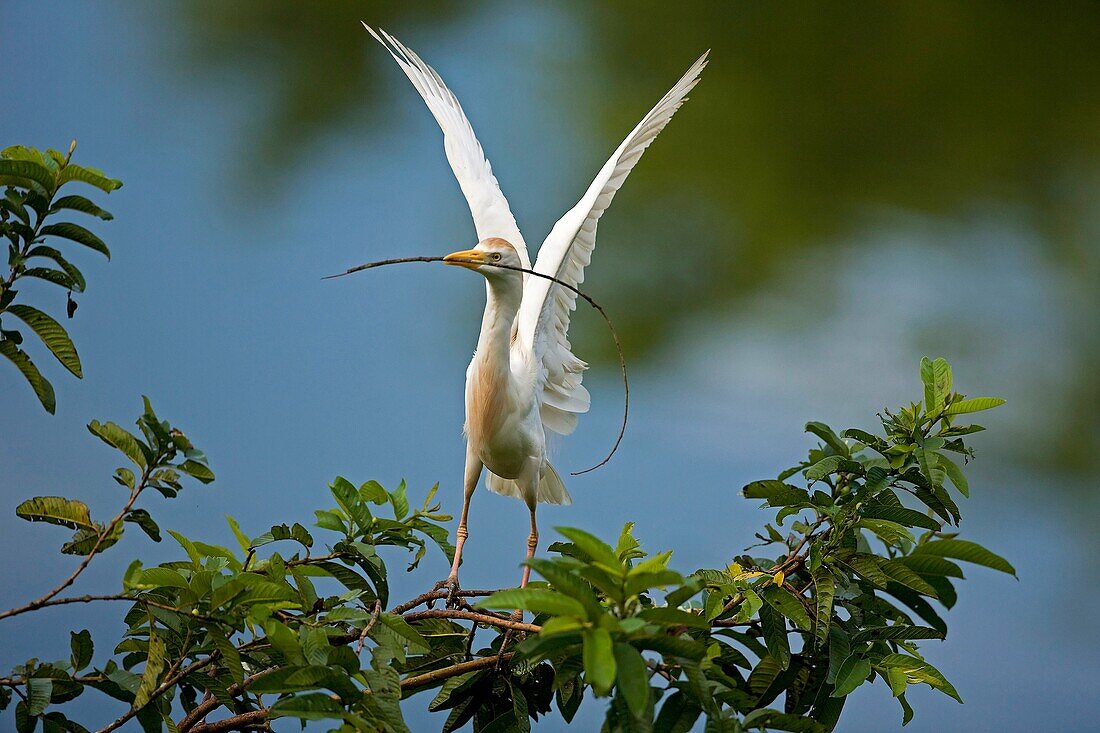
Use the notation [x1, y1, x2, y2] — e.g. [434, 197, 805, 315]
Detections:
[177, 459, 215, 484]
[0, 339, 56, 413]
[812, 568, 835, 643]
[637, 606, 710, 629]
[87, 420, 148, 468]
[878, 653, 962, 703]
[747, 655, 785, 697]
[6, 305, 81, 377]
[831, 656, 871, 697]
[39, 222, 111, 259]
[880, 559, 939, 597]
[759, 601, 791, 670]
[299, 627, 331, 667]
[583, 627, 616, 696]
[556, 527, 622, 573]
[898, 554, 964, 578]
[27, 677, 53, 716]
[70, 629, 93, 672]
[24, 246, 86, 292]
[132, 627, 166, 709]
[16, 496, 95, 531]
[21, 267, 79, 291]
[132, 566, 190, 590]
[254, 522, 313, 549]
[225, 515, 251, 553]
[358, 479, 389, 504]
[805, 421, 850, 456]
[859, 503, 940, 531]
[859, 519, 915, 548]
[920, 357, 952, 416]
[210, 630, 244, 686]
[62, 523, 121, 555]
[838, 554, 889, 588]
[741, 709, 829, 732]
[479, 588, 587, 619]
[612, 642, 650, 719]
[49, 195, 113, 220]
[0, 159, 56, 192]
[763, 586, 812, 631]
[851, 625, 945, 642]
[329, 476, 371, 531]
[57, 163, 122, 193]
[885, 666, 908, 697]
[123, 509, 161, 542]
[653, 691, 701, 733]
[388, 480, 409, 520]
[525, 558, 602, 616]
[944, 396, 1005, 415]
[936, 452, 969, 497]
[743, 480, 801, 500]
[913, 539, 1016, 576]
[805, 456, 863, 481]
[271, 693, 345, 721]
[378, 613, 431, 655]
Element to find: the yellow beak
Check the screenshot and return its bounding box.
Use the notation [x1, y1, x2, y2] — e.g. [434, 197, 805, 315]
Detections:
[442, 248, 486, 269]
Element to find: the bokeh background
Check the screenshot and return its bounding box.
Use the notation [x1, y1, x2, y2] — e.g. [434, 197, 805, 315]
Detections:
[2, 2, 1098, 730]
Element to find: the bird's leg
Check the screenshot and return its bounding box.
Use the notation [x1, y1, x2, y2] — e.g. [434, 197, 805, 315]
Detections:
[437, 450, 482, 608]
[519, 502, 539, 589]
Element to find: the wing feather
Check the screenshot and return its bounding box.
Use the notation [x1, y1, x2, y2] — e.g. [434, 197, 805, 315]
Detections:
[518, 52, 709, 435]
[364, 24, 531, 268]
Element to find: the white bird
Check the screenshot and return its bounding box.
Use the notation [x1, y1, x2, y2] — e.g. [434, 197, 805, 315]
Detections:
[364, 24, 706, 598]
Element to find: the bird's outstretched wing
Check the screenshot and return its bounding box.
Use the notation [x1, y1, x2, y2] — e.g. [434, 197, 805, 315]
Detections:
[364, 24, 531, 269]
[518, 52, 709, 435]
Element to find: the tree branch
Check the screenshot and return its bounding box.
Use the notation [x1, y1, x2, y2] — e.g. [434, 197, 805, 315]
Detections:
[0, 470, 150, 622]
[189, 709, 270, 733]
[390, 588, 496, 615]
[402, 609, 541, 634]
[356, 600, 382, 653]
[177, 667, 279, 733]
[401, 652, 514, 690]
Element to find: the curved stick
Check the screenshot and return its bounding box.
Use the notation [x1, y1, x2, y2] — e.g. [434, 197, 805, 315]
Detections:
[324, 256, 627, 474]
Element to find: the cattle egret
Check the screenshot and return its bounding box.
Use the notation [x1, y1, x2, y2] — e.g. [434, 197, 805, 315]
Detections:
[364, 25, 707, 600]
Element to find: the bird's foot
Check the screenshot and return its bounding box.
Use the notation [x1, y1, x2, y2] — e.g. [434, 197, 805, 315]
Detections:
[432, 576, 463, 609]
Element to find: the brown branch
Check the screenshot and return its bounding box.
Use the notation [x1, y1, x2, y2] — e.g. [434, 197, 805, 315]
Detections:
[189, 709, 270, 733]
[1, 674, 104, 687]
[177, 667, 279, 733]
[401, 652, 514, 690]
[0, 592, 221, 622]
[1, 470, 150, 622]
[390, 588, 498, 615]
[356, 600, 383, 653]
[402, 609, 541, 634]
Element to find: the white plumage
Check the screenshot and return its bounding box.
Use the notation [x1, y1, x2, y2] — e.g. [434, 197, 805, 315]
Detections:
[364, 24, 706, 592]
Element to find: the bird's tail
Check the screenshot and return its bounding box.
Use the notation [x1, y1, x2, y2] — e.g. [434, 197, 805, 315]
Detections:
[486, 460, 572, 506]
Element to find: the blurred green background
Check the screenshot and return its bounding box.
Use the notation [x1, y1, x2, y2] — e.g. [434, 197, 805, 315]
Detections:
[2, 1, 1098, 731]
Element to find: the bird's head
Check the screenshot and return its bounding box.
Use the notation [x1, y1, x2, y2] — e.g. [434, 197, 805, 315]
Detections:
[443, 238, 523, 279]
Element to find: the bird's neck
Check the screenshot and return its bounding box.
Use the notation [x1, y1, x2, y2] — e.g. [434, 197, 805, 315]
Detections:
[475, 277, 522, 369]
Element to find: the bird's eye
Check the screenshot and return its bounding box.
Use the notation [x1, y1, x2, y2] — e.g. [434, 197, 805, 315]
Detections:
[491, 253, 502, 261]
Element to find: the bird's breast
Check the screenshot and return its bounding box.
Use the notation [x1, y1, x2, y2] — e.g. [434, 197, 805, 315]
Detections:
[465, 356, 539, 477]
[466, 359, 508, 449]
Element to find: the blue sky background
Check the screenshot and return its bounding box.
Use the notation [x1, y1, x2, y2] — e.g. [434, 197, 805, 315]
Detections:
[2, 2, 1098, 731]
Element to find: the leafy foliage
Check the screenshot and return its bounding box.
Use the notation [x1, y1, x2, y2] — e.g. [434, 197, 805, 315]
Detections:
[0, 358, 1009, 732]
[0, 142, 121, 413]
